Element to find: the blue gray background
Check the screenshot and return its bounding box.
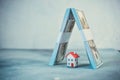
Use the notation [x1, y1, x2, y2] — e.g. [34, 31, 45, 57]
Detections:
[0, 0, 120, 49]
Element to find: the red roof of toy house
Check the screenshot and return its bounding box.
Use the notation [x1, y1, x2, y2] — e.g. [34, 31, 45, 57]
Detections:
[66, 52, 79, 58]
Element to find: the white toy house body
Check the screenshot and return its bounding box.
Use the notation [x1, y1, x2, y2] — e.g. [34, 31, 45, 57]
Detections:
[66, 52, 79, 68]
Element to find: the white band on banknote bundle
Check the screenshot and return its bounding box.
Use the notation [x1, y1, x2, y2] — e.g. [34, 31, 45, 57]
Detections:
[57, 32, 71, 43]
[82, 29, 93, 41]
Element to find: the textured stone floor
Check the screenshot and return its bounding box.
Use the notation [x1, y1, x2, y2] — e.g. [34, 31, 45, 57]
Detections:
[0, 49, 120, 80]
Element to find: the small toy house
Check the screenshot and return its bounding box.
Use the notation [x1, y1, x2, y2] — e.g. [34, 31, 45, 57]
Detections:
[66, 52, 79, 68]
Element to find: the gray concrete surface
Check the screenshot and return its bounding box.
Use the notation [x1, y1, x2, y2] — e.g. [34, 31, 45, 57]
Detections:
[0, 49, 120, 80]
